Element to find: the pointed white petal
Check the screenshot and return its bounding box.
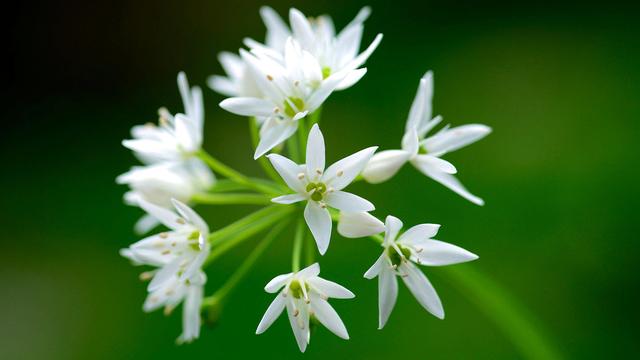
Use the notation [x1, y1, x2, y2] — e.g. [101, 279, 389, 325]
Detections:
[310, 296, 349, 339]
[305, 70, 349, 111]
[304, 202, 332, 255]
[412, 155, 457, 174]
[345, 33, 383, 71]
[265, 273, 294, 293]
[324, 191, 374, 212]
[406, 71, 433, 133]
[401, 128, 420, 156]
[400, 262, 444, 319]
[411, 156, 485, 205]
[410, 240, 478, 266]
[361, 149, 411, 184]
[383, 215, 403, 245]
[256, 293, 286, 334]
[260, 6, 290, 49]
[308, 277, 355, 299]
[180, 284, 203, 343]
[174, 114, 199, 152]
[423, 124, 492, 155]
[297, 263, 321, 278]
[266, 153, 306, 193]
[364, 253, 386, 279]
[207, 75, 237, 97]
[148, 260, 181, 292]
[255, 121, 298, 159]
[219, 97, 275, 117]
[378, 267, 398, 329]
[272, 194, 306, 204]
[137, 198, 184, 231]
[305, 124, 325, 179]
[289, 8, 315, 49]
[397, 224, 441, 245]
[338, 211, 385, 238]
[171, 199, 209, 234]
[286, 299, 309, 352]
[324, 146, 378, 190]
[134, 214, 160, 235]
[335, 68, 367, 90]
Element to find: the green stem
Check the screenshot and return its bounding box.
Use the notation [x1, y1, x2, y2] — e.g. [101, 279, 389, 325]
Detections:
[208, 206, 282, 245]
[441, 266, 562, 360]
[287, 132, 301, 163]
[249, 117, 283, 184]
[308, 107, 322, 131]
[192, 192, 272, 205]
[291, 219, 304, 271]
[304, 232, 315, 266]
[196, 150, 280, 195]
[202, 220, 289, 308]
[205, 206, 294, 266]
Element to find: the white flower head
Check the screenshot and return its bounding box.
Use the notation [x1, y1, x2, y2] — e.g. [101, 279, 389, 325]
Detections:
[362, 71, 492, 205]
[208, 51, 262, 98]
[338, 212, 478, 328]
[117, 159, 214, 234]
[247, 6, 383, 91]
[123, 72, 205, 164]
[267, 124, 377, 254]
[120, 198, 210, 343]
[256, 263, 354, 352]
[220, 39, 351, 159]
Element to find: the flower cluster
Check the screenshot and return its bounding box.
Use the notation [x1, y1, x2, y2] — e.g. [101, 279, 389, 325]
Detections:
[118, 6, 490, 351]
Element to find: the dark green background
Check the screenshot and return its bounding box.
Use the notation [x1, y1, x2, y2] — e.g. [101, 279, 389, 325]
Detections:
[3, 0, 639, 358]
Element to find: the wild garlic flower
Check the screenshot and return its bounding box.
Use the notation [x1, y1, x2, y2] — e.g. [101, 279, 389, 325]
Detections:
[338, 212, 478, 328]
[362, 71, 491, 205]
[268, 124, 377, 254]
[220, 40, 350, 158]
[121, 198, 210, 343]
[123, 72, 205, 163]
[247, 7, 382, 91]
[208, 51, 261, 98]
[256, 263, 354, 352]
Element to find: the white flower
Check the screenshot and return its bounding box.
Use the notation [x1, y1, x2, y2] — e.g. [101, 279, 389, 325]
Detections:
[117, 160, 214, 234]
[362, 71, 491, 205]
[208, 51, 261, 98]
[246, 6, 383, 91]
[120, 198, 210, 343]
[267, 124, 377, 254]
[338, 212, 478, 328]
[123, 72, 205, 164]
[256, 263, 354, 352]
[220, 39, 350, 159]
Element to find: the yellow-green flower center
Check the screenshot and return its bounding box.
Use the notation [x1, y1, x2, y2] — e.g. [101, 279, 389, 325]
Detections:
[388, 245, 412, 267]
[322, 66, 331, 79]
[188, 230, 201, 251]
[306, 182, 327, 201]
[284, 97, 305, 118]
[289, 279, 310, 299]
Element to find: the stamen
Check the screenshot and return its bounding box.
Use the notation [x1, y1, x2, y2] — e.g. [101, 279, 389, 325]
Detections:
[415, 247, 423, 253]
[176, 218, 186, 225]
[297, 172, 305, 180]
[294, 80, 300, 86]
[293, 309, 299, 317]
[159, 232, 169, 239]
[161, 250, 171, 255]
[315, 168, 323, 175]
[164, 306, 175, 316]
[273, 107, 280, 114]
[337, 170, 344, 177]
[266, 75, 274, 81]
[139, 271, 155, 281]
[319, 202, 327, 209]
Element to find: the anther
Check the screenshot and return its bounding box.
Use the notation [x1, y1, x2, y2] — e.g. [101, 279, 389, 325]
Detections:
[274, 107, 280, 113]
[319, 202, 327, 209]
[159, 232, 168, 239]
[161, 250, 171, 255]
[139, 271, 155, 281]
[415, 247, 423, 253]
[315, 168, 322, 175]
[337, 170, 344, 177]
[163, 306, 175, 316]
[297, 173, 305, 180]
[176, 218, 186, 225]
[294, 80, 300, 86]
[266, 75, 274, 81]
[293, 309, 299, 317]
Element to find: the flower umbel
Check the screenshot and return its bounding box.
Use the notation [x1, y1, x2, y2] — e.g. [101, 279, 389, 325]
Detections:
[256, 263, 355, 352]
[268, 124, 377, 254]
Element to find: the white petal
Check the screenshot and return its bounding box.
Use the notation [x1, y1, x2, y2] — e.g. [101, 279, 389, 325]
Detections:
[423, 124, 492, 156]
[401, 128, 420, 156]
[405, 71, 433, 133]
[286, 299, 309, 352]
[397, 224, 441, 245]
[289, 8, 315, 49]
[364, 253, 386, 279]
[410, 240, 478, 266]
[265, 273, 293, 293]
[310, 296, 349, 339]
[180, 284, 203, 343]
[148, 260, 181, 292]
[361, 149, 411, 184]
[219, 97, 275, 117]
[272, 194, 306, 204]
[378, 267, 398, 329]
[338, 211, 385, 238]
[256, 293, 286, 334]
[260, 6, 290, 49]
[305, 70, 349, 111]
[411, 156, 485, 205]
[335, 68, 367, 90]
[207, 75, 237, 97]
[266, 154, 306, 193]
[137, 198, 184, 231]
[297, 263, 321, 278]
[345, 33, 383, 71]
[255, 121, 298, 159]
[412, 155, 457, 174]
[174, 114, 199, 152]
[308, 277, 355, 299]
[305, 124, 325, 179]
[324, 146, 378, 190]
[383, 215, 403, 245]
[400, 262, 444, 319]
[324, 191, 374, 212]
[171, 199, 209, 235]
[134, 214, 160, 235]
[304, 202, 332, 255]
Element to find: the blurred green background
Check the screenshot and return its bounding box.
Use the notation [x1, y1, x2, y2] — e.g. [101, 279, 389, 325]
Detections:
[3, 0, 639, 358]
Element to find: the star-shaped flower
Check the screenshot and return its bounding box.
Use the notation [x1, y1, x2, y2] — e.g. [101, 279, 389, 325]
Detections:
[120, 198, 210, 342]
[220, 40, 350, 158]
[256, 263, 354, 352]
[338, 212, 478, 328]
[267, 124, 377, 254]
[362, 71, 491, 205]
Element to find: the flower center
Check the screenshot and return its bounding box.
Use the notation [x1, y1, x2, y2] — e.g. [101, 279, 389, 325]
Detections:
[306, 182, 327, 201]
[321, 66, 331, 79]
[388, 245, 412, 267]
[188, 230, 201, 251]
[289, 279, 309, 299]
[284, 97, 305, 118]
